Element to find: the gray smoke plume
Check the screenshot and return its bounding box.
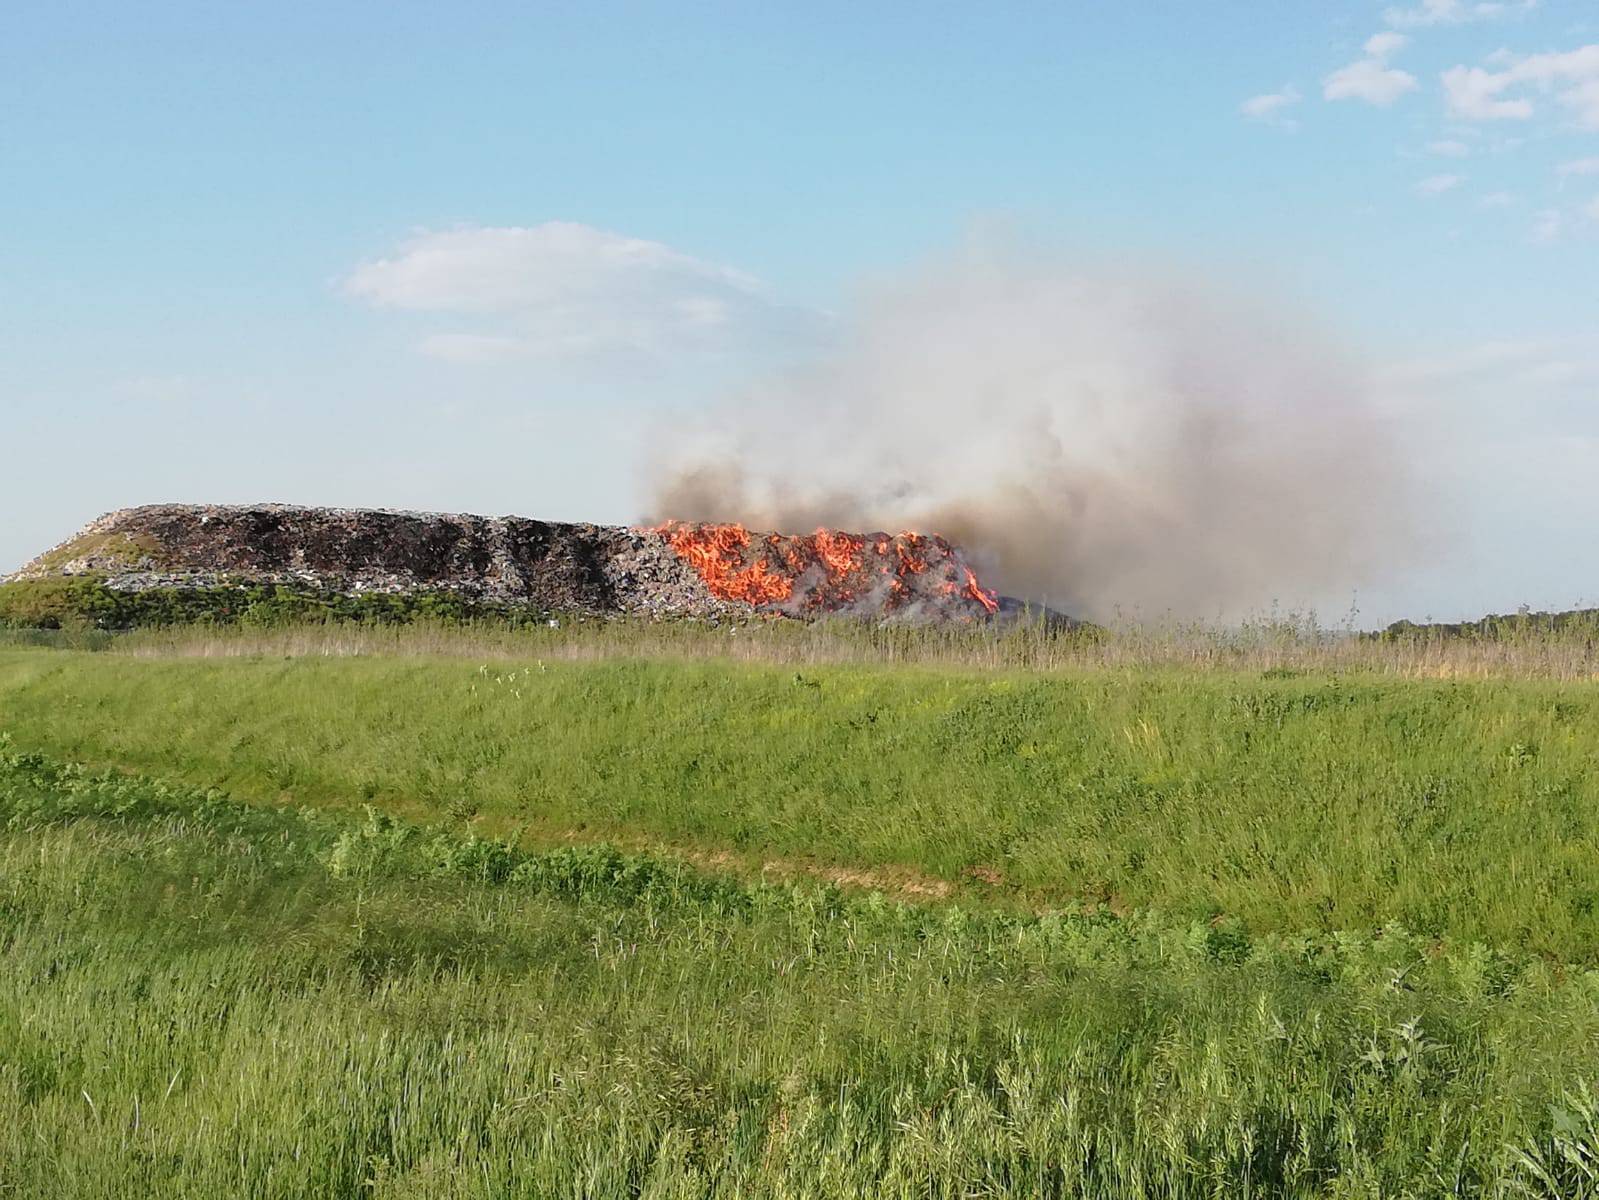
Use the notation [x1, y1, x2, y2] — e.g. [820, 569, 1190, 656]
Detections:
[646, 241, 1413, 620]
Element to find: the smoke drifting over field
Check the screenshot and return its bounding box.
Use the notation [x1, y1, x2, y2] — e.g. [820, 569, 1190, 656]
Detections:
[648, 243, 1412, 620]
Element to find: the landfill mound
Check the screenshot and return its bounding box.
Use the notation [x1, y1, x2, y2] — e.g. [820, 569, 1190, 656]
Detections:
[5, 503, 1029, 624]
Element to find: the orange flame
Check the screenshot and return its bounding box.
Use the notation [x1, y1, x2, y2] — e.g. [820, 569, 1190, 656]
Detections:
[964, 566, 1000, 614]
[894, 534, 929, 575]
[655, 521, 794, 605]
[651, 520, 1000, 617]
[813, 529, 862, 577]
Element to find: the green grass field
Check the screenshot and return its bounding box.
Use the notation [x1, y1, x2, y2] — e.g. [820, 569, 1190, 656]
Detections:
[5, 628, 1599, 1196]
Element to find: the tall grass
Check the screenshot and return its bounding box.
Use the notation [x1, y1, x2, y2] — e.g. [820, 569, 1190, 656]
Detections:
[5, 744, 1599, 1198]
[7, 643, 1599, 956]
[84, 610, 1599, 680]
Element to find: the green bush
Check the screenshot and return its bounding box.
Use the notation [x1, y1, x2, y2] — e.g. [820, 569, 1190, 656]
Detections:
[0, 577, 551, 631]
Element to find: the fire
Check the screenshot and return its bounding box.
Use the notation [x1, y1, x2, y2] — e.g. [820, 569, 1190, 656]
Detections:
[894, 534, 929, 575]
[649, 520, 1001, 619]
[964, 566, 1000, 614]
[655, 521, 794, 605]
[812, 529, 862, 576]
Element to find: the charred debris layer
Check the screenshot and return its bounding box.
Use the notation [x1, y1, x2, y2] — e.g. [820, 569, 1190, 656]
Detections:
[2, 503, 1060, 630]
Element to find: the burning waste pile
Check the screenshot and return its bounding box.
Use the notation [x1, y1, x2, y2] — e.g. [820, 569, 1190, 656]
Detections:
[2, 504, 1034, 628]
[652, 521, 1000, 621]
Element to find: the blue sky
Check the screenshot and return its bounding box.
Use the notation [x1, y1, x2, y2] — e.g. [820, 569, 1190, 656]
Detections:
[3, 1, 1597, 622]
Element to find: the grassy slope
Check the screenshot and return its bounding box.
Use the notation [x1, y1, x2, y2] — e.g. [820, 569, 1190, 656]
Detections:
[4, 745, 1599, 1198]
[4, 647, 1599, 957]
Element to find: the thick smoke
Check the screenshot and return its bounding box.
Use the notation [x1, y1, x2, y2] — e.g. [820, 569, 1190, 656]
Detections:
[646, 242, 1412, 620]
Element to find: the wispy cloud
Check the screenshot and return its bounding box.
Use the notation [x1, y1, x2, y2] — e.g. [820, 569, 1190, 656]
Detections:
[1325, 33, 1420, 106]
[1441, 66, 1537, 119]
[1557, 156, 1599, 178]
[415, 333, 531, 364]
[1416, 173, 1466, 195]
[1384, 0, 1538, 29]
[1442, 44, 1599, 126]
[1365, 31, 1410, 59]
[345, 222, 820, 363]
[1426, 138, 1472, 157]
[1531, 208, 1564, 243]
[1378, 337, 1561, 385]
[1480, 190, 1517, 207]
[1378, 336, 1599, 405]
[1240, 84, 1302, 128]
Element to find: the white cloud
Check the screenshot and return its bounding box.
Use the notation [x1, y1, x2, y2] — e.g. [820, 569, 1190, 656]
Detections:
[1240, 84, 1302, 126]
[1384, 0, 1537, 28]
[1426, 138, 1472, 156]
[110, 375, 203, 407]
[1325, 62, 1420, 106]
[1557, 157, 1599, 176]
[416, 333, 531, 364]
[345, 222, 815, 362]
[1378, 337, 1561, 385]
[1325, 33, 1420, 106]
[1531, 208, 1564, 242]
[1378, 337, 1599, 404]
[1480, 190, 1517, 206]
[1416, 173, 1466, 194]
[1441, 66, 1537, 119]
[1564, 77, 1599, 129]
[346, 222, 760, 314]
[1517, 45, 1599, 126]
[1588, 195, 1599, 222]
[1518, 361, 1591, 386]
[1365, 31, 1411, 58]
[1442, 44, 1599, 126]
